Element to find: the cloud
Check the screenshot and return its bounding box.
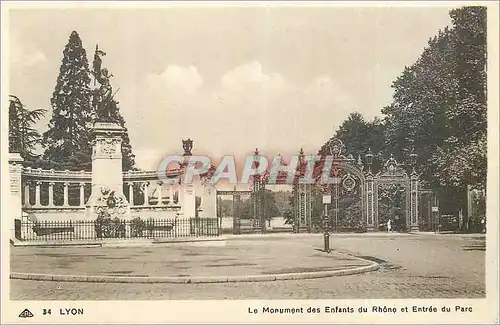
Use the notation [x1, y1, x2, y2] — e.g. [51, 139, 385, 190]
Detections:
[147, 65, 203, 94]
[131, 61, 357, 170]
[10, 34, 47, 68]
[220, 61, 286, 92]
[303, 75, 355, 114]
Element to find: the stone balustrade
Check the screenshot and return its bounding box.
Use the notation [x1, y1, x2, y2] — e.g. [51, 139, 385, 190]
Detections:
[21, 167, 182, 211]
[22, 167, 91, 180]
[22, 180, 89, 209]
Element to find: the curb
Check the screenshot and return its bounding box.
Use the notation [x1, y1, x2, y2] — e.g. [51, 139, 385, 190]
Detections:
[10, 262, 379, 284]
[11, 237, 226, 247]
[10, 232, 413, 247]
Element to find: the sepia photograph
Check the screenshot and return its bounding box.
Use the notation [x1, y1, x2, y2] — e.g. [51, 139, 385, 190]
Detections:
[1, 1, 498, 323]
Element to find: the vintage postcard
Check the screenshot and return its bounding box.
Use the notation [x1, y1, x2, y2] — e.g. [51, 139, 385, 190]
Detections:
[1, 1, 498, 324]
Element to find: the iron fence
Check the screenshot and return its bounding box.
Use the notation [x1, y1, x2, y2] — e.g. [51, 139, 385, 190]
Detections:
[15, 217, 219, 241]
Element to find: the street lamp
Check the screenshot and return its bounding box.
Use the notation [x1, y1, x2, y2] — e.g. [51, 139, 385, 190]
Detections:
[365, 148, 374, 173]
[322, 194, 331, 253]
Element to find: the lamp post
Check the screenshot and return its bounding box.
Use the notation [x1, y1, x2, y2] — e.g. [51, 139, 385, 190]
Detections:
[322, 194, 331, 253]
[253, 148, 266, 233]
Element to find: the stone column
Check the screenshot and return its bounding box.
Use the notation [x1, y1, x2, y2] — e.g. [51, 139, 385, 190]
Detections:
[157, 181, 163, 205]
[35, 181, 41, 207]
[79, 183, 86, 207]
[9, 153, 24, 239]
[366, 174, 375, 231]
[143, 182, 150, 206]
[48, 182, 55, 207]
[24, 181, 30, 206]
[410, 173, 419, 232]
[63, 182, 69, 207]
[128, 182, 134, 206]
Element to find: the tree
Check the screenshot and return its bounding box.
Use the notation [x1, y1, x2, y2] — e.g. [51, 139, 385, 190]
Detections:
[9, 95, 46, 163]
[240, 189, 280, 221]
[40, 31, 136, 172]
[42, 31, 94, 171]
[382, 6, 487, 214]
[321, 113, 386, 172]
[312, 6, 486, 225]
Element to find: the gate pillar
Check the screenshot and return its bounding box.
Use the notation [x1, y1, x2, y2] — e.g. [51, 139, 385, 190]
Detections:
[9, 153, 23, 240]
[366, 174, 375, 231]
[293, 183, 312, 233]
[409, 172, 419, 232]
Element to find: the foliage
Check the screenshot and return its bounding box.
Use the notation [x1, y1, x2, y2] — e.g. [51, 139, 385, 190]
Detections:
[315, 6, 487, 221]
[8, 95, 46, 163]
[94, 210, 125, 238]
[42, 31, 94, 171]
[217, 198, 233, 218]
[240, 189, 280, 221]
[319, 113, 386, 173]
[39, 31, 136, 172]
[129, 217, 145, 237]
[382, 6, 486, 193]
[129, 217, 157, 237]
[377, 184, 406, 230]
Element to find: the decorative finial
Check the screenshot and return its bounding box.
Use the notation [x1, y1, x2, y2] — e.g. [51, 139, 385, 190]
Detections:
[182, 139, 193, 156]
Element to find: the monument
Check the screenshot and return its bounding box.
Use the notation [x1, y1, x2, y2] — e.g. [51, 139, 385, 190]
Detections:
[85, 44, 129, 221]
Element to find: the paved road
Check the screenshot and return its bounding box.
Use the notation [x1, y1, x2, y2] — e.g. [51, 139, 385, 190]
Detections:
[10, 239, 369, 277]
[10, 234, 485, 299]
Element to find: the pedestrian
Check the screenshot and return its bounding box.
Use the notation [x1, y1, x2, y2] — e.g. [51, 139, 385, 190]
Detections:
[387, 219, 392, 233]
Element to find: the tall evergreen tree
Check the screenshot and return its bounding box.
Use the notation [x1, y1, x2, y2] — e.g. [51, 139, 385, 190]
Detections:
[42, 31, 94, 171]
[40, 31, 137, 171]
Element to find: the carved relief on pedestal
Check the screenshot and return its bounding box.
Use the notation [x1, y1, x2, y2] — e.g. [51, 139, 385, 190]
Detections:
[97, 138, 120, 155]
[93, 186, 128, 218]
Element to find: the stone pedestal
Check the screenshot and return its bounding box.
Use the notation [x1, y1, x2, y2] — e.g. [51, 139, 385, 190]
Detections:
[9, 153, 23, 239]
[181, 183, 196, 218]
[199, 184, 217, 218]
[86, 120, 130, 220]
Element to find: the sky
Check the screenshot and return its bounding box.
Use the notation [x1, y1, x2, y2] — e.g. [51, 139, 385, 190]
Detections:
[8, 5, 456, 171]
